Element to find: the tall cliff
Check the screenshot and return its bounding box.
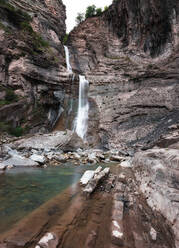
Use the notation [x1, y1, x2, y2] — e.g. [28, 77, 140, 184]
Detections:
[68, 0, 179, 149]
[0, 0, 78, 136]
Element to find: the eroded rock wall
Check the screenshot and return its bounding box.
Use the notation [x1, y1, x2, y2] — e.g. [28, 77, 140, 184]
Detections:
[0, 0, 78, 135]
[68, 0, 179, 149]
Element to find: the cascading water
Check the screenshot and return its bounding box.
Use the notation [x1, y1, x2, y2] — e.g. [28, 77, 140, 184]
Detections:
[63, 45, 89, 140]
[64, 45, 72, 73]
[74, 75, 89, 140]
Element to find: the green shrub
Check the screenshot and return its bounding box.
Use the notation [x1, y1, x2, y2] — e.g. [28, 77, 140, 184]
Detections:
[9, 126, 24, 137]
[34, 34, 49, 48]
[0, 0, 15, 12]
[20, 21, 33, 33]
[96, 8, 102, 16]
[75, 13, 84, 25]
[104, 6, 109, 11]
[0, 100, 8, 107]
[85, 5, 96, 18]
[5, 89, 18, 102]
[63, 33, 69, 45]
[0, 0, 32, 27]
[0, 121, 10, 132]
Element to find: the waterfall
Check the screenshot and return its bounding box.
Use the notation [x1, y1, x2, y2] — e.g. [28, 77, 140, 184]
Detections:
[63, 46, 89, 140]
[74, 75, 89, 140]
[64, 45, 72, 73]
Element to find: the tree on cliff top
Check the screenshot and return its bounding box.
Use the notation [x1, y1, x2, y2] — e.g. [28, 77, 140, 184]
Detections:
[85, 5, 96, 18]
[76, 12, 84, 25]
[75, 5, 105, 25]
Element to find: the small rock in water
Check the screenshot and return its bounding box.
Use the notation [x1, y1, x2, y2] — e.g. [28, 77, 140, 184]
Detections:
[80, 170, 95, 186]
[83, 167, 110, 195]
[88, 153, 98, 164]
[0, 163, 6, 170]
[7, 165, 13, 170]
[110, 155, 125, 162]
[35, 232, 58, 248]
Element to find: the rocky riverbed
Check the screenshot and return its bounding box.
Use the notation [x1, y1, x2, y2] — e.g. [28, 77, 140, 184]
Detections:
[0, 160, 178, 248]
[0, 130, 132, 172]
[0, 129, 178, 248]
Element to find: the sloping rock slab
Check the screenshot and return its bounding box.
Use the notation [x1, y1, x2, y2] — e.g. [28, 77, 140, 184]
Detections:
[13, 130, 84, 151]
[132, 148, 179, 248]
[3, 155, 38, 167]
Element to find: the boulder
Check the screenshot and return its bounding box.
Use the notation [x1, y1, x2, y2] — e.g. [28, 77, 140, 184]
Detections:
[80, 171, 95, 186]
[87, 153, 98, 164]
[54, 154, 67, 163]
[120, 159, 132, 168]
[35, 232, 58, 248]
[110, 155, 125, 162]
[30, 154, 46, 164]
[13, 130, 84, 152]
[3, 155, 39, 167]
[83, 168, 110, 195]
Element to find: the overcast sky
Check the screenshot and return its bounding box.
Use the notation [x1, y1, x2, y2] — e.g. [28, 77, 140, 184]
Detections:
[63, 0, 113, 33]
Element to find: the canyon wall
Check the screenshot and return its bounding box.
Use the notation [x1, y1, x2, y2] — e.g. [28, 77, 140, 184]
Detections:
[0, 0, 78, 135]
[69, 0, 179, 149]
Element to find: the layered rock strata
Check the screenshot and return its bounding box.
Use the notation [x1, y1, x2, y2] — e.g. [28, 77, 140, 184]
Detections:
[0, 0, 79, 134]
[68, 0, 179, 149]
[132, 147, 179, 248]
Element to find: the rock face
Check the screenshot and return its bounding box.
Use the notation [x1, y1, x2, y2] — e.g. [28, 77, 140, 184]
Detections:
[68, 0, 179, 149]
[132, 148, 179, 248]
[0, 0, 79, 135]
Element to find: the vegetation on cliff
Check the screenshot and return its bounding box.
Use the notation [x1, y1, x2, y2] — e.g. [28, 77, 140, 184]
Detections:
[76, 5, 108, 25]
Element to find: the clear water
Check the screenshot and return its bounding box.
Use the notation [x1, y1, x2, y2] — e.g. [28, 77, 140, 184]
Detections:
[0, 164, 98, 234]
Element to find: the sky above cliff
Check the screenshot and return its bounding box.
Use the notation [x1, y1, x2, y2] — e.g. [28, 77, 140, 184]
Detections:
[63, 0, 113, 32]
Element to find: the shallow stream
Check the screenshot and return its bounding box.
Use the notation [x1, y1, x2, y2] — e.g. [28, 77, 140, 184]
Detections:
[0, 163, 100, 234]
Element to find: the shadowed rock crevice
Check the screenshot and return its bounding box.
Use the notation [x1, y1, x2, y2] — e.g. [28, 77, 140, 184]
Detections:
[105, 0, 177, 57]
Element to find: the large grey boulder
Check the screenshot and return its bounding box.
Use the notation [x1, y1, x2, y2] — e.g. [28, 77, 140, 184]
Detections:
[3, 155, 39, 167]
[132, 148, 179, 248]
[13, 130, 84, 151]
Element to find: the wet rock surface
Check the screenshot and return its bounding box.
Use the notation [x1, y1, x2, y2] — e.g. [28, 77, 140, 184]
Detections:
[0, 163, 176, 248]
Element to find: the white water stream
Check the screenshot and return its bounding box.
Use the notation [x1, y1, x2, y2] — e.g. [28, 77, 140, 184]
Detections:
[64, 45, 72, 73]
[74, 75, 89, 140]
[64, 46, 89, 140]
